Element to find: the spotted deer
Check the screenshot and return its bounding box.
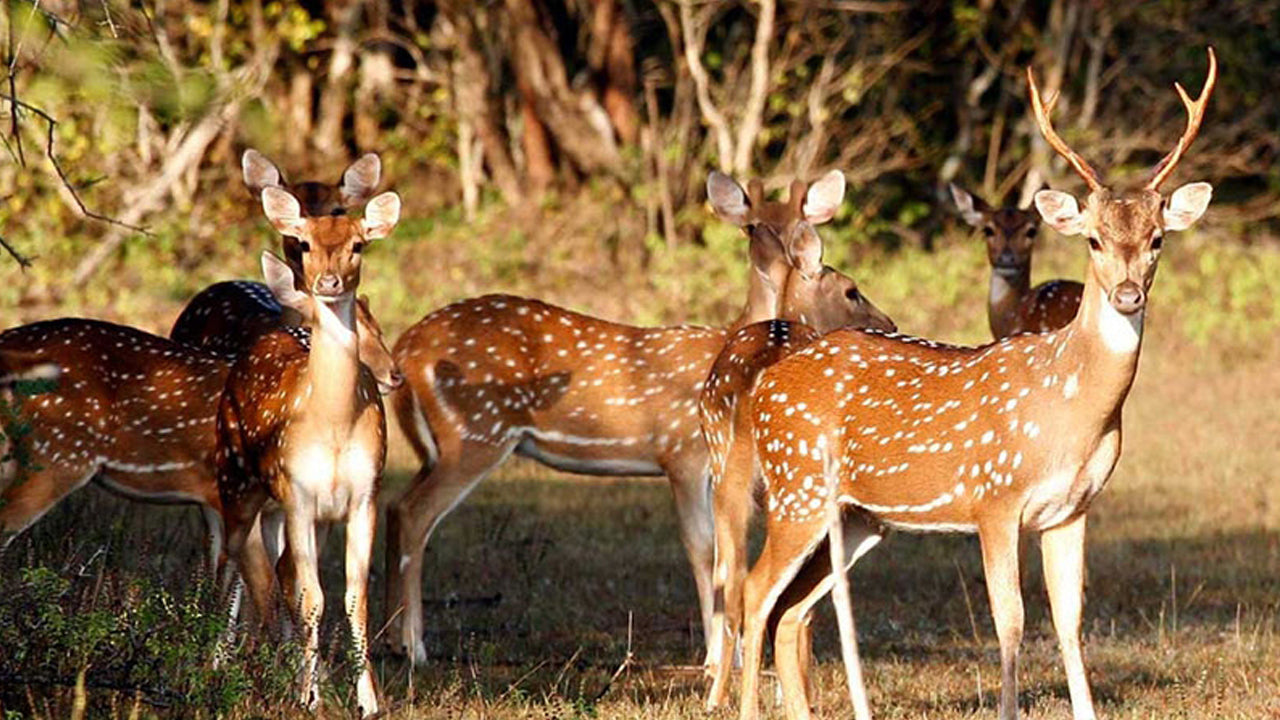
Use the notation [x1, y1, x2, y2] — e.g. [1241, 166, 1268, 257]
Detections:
[215, 185, 400, 717]
[950, 184, 1083, 339]
[701, 217, 899, 695]
[733, 49, 1216, 720]
[0, 306, 400, 572]
[384, 170, 893, 666]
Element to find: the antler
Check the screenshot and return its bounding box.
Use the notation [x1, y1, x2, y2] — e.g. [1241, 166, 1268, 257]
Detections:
[1026, 67, 1103, 192]
[1146, 47, 1218, 191]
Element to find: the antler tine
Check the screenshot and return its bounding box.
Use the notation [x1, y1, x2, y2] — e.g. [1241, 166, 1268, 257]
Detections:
[1146, 47, 1218, 191]
[1026, 66, 1103, 192]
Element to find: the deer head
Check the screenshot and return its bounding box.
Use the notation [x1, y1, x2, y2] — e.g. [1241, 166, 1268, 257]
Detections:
[260, 187, 401, 300]
[780, 218, 896, 333]
[707, 170, 889, 331]
[949, 184, 1042, 277]
[243, 149, 382, 280]
[1028, 49, 1216, 317]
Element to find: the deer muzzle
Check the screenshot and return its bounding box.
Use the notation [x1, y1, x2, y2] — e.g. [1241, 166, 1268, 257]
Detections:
[313, 274, 344, 297]
[1109, 280, 1146, 314]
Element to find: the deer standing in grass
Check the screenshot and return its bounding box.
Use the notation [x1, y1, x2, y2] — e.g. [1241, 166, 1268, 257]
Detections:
[215, 185, 400, 717]
[384, 170, 894, 666]
[734, 49, 1216, 720]
[950, 184, 1083, 339]
[701, 198, 900, 702]
[0, 315, 398, 572]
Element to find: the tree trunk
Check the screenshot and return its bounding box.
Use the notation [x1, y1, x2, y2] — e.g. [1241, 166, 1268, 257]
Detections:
[505, 0, 621, 178]
[588, 0, 638, 145]
[314, 0, 366, 158]
[438, 1, 525, 204]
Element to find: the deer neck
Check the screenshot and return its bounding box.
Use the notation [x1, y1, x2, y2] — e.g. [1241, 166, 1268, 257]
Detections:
[301, 293, 361, 432]
[988, 265, 1030, 339]
[1052, 269, 1144, 427]
[729, 265, 784, 333]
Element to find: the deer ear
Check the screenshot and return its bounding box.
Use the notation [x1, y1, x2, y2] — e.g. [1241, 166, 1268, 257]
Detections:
[261, 251, 310, 312]
[262, 187, 307, 237]
[1034, 190, 1088, 237]
[788, 230, 824, 276]
[949, 183, 988, 228]
[802, 170, 845, 225]
[1163, 182, 1212, 232]
[242, 149, 284, 199]
[341, 153, 382, 206]
[707, 171, 751, 226]
[361, 192, 401, 240]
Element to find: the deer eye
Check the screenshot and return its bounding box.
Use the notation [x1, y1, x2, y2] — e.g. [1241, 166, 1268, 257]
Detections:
[298, 240, 311, 253]
[352, 241, 365, 254]
[1088, 237, 1101, 251]
[982, 227, 995, 237]
[845, 288, 860, 301]
[1151, 235, 1163, 250]
[1026, 228, 1038, 239]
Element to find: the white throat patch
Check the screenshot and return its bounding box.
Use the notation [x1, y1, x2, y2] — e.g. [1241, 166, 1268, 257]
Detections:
[1097, 289, 1143, 354]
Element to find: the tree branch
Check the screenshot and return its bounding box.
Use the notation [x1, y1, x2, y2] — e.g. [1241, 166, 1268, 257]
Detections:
[678, 0, 733, 171]
[1, 92, 151, 236]
[731, 0, 775, 174]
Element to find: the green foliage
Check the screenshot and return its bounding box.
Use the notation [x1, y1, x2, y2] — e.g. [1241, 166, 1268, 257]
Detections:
[0, 564, 303, 714]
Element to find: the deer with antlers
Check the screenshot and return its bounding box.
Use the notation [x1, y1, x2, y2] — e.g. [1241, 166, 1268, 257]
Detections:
[731, 49, 1216, 720]
[949, 184, 1083, 339]
[215, 185, 400, 717]
[383, 170, 895, 666]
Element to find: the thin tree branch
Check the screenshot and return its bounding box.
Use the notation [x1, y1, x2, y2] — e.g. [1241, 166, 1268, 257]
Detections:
[678, 0, 733, 170]
[731, 0, 774, 175]
[0, 234, 34, 269]
[1, 92, 151, 235]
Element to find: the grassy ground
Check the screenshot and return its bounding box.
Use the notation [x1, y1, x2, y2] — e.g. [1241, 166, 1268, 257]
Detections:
[3, 316, 1278, 718]
[2, 201, 1279, 717]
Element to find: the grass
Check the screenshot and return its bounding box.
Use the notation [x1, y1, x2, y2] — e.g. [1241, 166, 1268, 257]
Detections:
[2, 320, 1278, 718]
[2, 199, 1279, 717]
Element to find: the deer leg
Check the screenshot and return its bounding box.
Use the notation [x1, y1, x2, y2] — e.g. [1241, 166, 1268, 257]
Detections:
[345, 497, 380, 717]
[772, 511, 881, 720]
[285, 509, 323, 711]
[667, 463, 716, 669]
[979, 516, 1024, 720]
[200, 505, 225, 577]
[385, 437, 516, 665]
[0, 464, 97, 550]
[1041, 513, 1096, 720]
[239, 515, 277, 631]
[739, 517, 826, 720]
[707, 435, 757, 709]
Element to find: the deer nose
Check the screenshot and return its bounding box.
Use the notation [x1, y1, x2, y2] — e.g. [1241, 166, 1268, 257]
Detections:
[313, 274, 343, 296]
[387, 370, 406, 390]
[1110, 281, 1146, 314]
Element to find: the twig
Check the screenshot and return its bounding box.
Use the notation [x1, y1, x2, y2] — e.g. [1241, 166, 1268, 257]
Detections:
[0, 234, 34, 269]
[590, 611, 633, 703]
[954, 557, 982, 645]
